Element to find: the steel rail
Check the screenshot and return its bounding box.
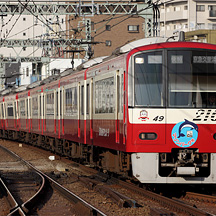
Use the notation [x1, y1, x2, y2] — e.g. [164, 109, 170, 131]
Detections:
[8, 207, 25, 216]
[0, 178, 20, 214]
[185, 191, 216, 203]
[111, 178, 212, 216]
[0, 145, 45, 215]
[0, 144, 107, 216]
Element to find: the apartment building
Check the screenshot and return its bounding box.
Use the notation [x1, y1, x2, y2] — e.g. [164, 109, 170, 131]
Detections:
[67, 14, 145, 58]
[0, 1, 68, 88]
[159, 0, 216, 37]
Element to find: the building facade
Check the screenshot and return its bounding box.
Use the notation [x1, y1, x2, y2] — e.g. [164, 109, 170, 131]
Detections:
[0, 1, 67, 89]
[67, 14, 145, 59]
[159, 0, 216, 37]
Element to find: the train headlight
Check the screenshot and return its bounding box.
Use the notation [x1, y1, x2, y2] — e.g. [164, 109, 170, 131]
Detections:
[213, 133, 216, 140]
[139, 133, 157, 140]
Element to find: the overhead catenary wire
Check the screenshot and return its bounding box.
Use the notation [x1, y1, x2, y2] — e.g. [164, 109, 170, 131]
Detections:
[31, 0, 68, 39]
[18, 0, 63, 39]
[1, 0, 29, 43]
[0, 0, 159, 69]
[15, 1, 155, 45]
[11, 0, 154, 42]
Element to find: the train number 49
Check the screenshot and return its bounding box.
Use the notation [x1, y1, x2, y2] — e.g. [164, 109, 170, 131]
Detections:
[193, 109, 216, 121]
[153, 116, 164, 121]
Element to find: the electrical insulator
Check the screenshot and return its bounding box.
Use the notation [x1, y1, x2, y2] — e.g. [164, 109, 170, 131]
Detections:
[146, 18, 152, 37]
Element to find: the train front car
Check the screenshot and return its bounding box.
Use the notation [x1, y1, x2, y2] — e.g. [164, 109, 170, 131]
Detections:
[128, 41, 216, 184]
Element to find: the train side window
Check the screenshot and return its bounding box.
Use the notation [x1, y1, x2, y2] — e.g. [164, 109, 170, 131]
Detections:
[60, 90, 62, 117]
[74, 87, 78, 115]
[46, 93, 54, 116]
[87, 84, 90, 115]
[117, 75, 120, 113]
[134, 51, 163, 106]
[81, 85, 84, 115]
[26, 99, 28, 118]
[65, 87, 78, 116]
[43, 95, 45, 118]
[7, 102, 13, 117]
[95, 77, 114, 114]
[32, 96, 38, 117]
[14, 102, 16, 117]
[39, 96, 41, 117]
[20, 100, 25, 117]
[28, 98, 32, 118]
[1, 104, 4, 118]
[65, 88, 72, 116]
[121, 74, 124, 113]
[56, 91, 58, 117]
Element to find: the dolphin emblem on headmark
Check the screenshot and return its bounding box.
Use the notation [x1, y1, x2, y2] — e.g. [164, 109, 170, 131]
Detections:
[178, 119, 198, 138]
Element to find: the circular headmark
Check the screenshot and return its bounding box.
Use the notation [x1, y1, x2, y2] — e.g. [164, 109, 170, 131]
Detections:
[171, 119, 198, 148]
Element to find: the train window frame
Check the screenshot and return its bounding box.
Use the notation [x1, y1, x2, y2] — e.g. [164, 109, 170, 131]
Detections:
[131, 50, 165, 108]
[64, 83, 78, 118]
[86, 83, 90, 115]
[7, 102, 14, 118]
[94, 71, 116, 116]
[19, 99, 26, 118]
[26, 98, 28, 119]
[46, 91, 55, 118]
[167, 48, 216, 108]
[81, 85, 84, 115]
[32, 95, 38, 118]
[14, 101, 16, 119]
[1, 103, 3, 118]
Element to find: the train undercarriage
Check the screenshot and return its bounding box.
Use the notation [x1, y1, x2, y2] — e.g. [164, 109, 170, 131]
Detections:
[159, 149, 210, 177]
[0, 129, 131, 177]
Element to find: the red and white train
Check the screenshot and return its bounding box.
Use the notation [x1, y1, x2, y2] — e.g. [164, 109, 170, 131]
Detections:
[1, 36, 216, 184]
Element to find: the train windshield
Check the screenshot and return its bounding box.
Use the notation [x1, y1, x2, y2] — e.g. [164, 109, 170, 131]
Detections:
[168, 50, 216, 108]
[134, 51, 163, 106]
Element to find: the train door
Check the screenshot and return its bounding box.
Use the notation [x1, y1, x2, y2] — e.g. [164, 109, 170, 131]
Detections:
[2, 101, 6, 129]
[62, 87, 65, 136]
[28, 95, 32, 132]
[0, 102, 3, 129]
[90, 79, 93, 142]
[40, 90, 44, 135]
[115, 69, 124, 144]
[16, 99, 19, 131]
[25, 98, 28, 130]
[78, 82, 84, 143]
[115, 70, 120, 143]
[56, 86, 64, 138]
[1, 102, 5, 130]
[54, 89, 57, 135]
[85, 79, 92, 144]
[13, 101, 16, 129]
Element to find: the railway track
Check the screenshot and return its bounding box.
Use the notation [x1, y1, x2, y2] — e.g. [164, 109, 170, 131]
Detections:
[115, 180, 212, 216]
[184, 191, 216, 203]
[0, 144, 106, 216]
[78, 173, 214, 216]
[1, 140, 216, 216]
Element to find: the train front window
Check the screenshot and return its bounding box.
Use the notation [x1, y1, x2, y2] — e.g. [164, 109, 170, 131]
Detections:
[168, 50, 216, 108]
[134, 51, 163, 106]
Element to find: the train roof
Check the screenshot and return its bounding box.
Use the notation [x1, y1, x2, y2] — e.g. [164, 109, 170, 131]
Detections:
[77, 56, 108, 70]
[14, 85, 27, 92]
[1, 88, 13, 96]
[113, 37, 173, 55]
[27, 80, 41, 89]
